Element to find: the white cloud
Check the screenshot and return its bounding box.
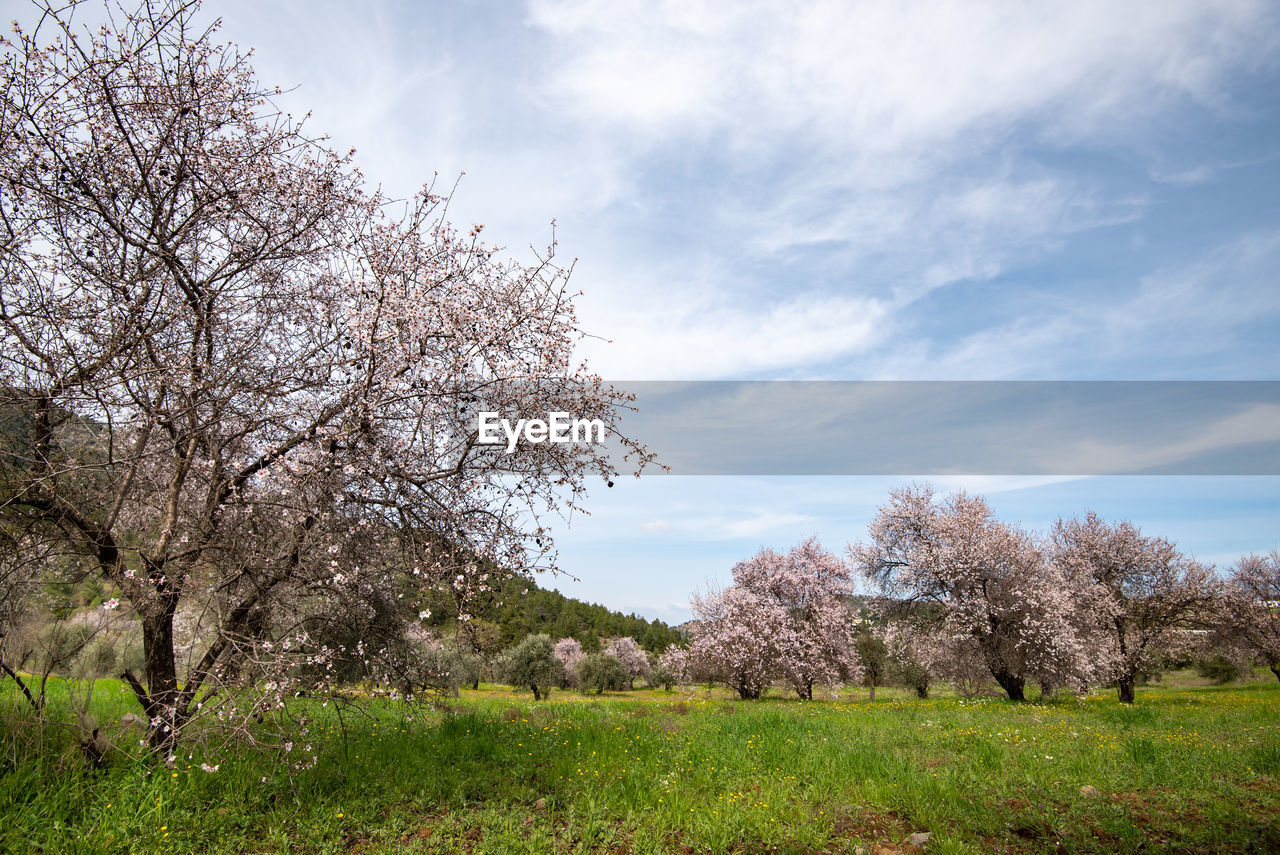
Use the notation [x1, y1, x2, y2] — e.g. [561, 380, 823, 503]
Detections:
[578, 284, 890, 379]
[1150, 165, 1219, 186]
[718, 511, 814, 540]
[630, 509, 815, 541]
[530, 0, 1276, 151]
[1112, 230, 1280, 347]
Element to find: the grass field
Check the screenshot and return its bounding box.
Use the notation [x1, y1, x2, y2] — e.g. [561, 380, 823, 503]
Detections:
[2, 673, 1278, 854]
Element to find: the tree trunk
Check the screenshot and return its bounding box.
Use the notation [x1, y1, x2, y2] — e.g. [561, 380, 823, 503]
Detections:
[992, 669, 1025, 701]
[737, 683, 761, 700]
[796, 681, 813, 701]
[531, 683, 541, 701]
[868, 679, 876, 702]
[1038, 678, 1054, 700]
[1270, 664, 1280, 683]
[130, 603, 183, 750]
[1117, 676, 1136, 704]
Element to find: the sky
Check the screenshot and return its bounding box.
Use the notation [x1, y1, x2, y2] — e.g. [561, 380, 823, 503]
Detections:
[13, 0, 1279, 624]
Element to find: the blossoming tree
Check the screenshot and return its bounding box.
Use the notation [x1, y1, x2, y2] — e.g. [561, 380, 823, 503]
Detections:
[851, 485, 1088, 701]
[603, 636, 650, 688]
[650, 644, 689, 689]
[1219, 552, 1280, 681]
[0, 0, 650, 749]
[689, 538, 861, 700]
[553, 637, 585, 687]
[1051, 513, 1219, 702]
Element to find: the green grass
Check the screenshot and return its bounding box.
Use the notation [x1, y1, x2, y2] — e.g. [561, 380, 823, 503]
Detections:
[2, 675, 1278, 854]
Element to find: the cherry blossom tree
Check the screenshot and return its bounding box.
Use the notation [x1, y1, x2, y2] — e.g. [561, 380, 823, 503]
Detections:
[688, 538, 861, 700]
[603, 636, 649, 689]
[553, 636, 585, 687]
[1051, 512, 1218, 703]
[687, 584, 780, 699]
[851, 485, 1088, 701]
[650, 644, 689, 690]
[1218, 552, 1280, 681]
[0, 0, 650, 749]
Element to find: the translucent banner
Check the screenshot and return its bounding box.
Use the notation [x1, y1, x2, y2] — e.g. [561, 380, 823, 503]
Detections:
[596, 381, 1280, 475]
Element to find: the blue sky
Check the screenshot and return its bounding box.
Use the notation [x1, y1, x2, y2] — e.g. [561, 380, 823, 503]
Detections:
[26, 0, 1280, 623]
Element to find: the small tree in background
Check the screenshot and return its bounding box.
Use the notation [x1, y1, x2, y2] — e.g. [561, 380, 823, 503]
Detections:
[578, 652, 628, 694]
[880, 620, 933, 699]
[405, 639, 482, 698]
[895, 658, 931, 699]
[603, 636, 650, 688]
[554, 637, 586, 688]
[1196, 652, 1247, 685]
[650, 645, 689, 690]
[854, 625, 889, 702]
[457, 621, 505, 689]
[495, 634, 563, 701]
[442, 643, 486, 695]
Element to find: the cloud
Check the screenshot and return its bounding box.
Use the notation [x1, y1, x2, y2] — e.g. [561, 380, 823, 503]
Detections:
[1150, 165, 1219, 186]
[718, 511, 815, 540]
[525, 0, 1279, 378]
[864, 228, 1280, 380]
[1058, 403, 1280, 474]
[649, 510, 816, 541]
[1112, 230, 1280, 347]
[579, 286, 890, 379]
[529, 0, 1277, 152]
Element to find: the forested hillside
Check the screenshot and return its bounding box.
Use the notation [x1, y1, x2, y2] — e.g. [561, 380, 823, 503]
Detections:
[420, 573, 683, 653]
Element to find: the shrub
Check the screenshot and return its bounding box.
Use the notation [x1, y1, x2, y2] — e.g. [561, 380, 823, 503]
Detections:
[855, 628, 889, 701]
[896, 659, 931, 698]
[35, 622, 94, 676]
[1197, 654, 1247, 685]
[649, 664, 680, 690]
[73, 635, 119, 680]
[413, 643, 485, 696]
[578, 653, 628, 694]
